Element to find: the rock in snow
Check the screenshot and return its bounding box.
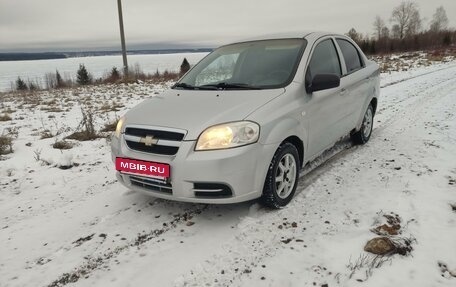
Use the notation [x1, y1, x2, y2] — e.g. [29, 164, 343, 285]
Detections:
[364, 237, 395, 255]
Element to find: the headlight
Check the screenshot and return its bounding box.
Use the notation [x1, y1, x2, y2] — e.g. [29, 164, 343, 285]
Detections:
[115, 116, 126, 138]
[195, 121, 260, 151]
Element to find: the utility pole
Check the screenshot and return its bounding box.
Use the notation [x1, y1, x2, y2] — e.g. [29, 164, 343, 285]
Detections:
[117, 0, 128, 76]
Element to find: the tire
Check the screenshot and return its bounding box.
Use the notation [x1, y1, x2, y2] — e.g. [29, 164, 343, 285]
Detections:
[260, 142, 300, 209]
[351, 104, 374, 145]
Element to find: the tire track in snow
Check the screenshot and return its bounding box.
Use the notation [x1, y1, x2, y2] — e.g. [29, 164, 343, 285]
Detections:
[380, 63, 456, 88]
[374, 66, 456, 135]
[46, 204, 208, 287]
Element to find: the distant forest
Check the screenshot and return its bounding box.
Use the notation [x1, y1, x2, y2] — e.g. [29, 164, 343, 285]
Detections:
[0, 48, 213, 61]
[0, 52, 67, 61]
[347, 2, 455, 55]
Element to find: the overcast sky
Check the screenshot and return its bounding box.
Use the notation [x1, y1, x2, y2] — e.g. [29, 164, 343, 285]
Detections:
[1, 0, 455, 52]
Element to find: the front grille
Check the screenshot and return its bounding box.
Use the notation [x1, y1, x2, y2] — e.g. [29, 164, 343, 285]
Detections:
[125, 140, 178, 155]
[125, 127, 184, 141]
[124, 126, 185, 156]
[193, 183, 233, 198]
[130, 175, 172, 194]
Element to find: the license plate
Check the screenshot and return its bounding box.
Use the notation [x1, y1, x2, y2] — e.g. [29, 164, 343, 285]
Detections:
[116, 157, 170, 179]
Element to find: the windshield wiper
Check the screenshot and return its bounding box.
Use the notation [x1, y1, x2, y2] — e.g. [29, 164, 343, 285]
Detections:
[173, 82, 261, 90]
[172, 82, 221, 90]
[172, 83, 196, 90]
[198, 82, 261, 90]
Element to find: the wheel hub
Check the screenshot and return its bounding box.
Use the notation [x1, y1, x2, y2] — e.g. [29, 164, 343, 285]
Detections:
[363, 108, 373, 138]
[275, 153, 297, 199]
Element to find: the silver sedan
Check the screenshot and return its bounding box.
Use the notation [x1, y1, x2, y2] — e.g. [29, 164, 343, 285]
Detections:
[111, 31, 380, 208]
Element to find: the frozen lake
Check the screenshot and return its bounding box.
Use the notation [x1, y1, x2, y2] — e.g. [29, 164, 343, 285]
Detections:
[0, 52, 207, 92]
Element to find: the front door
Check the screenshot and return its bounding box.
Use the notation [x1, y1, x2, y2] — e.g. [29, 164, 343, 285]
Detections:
[304, 38, 348, 158]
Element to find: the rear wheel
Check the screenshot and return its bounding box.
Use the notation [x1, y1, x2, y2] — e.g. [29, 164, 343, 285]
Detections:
[351, 104, 374, 144]
[261, 143, 300, 209]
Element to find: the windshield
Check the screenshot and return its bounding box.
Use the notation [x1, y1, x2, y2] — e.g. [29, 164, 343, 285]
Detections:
[174, 39, 307, 90]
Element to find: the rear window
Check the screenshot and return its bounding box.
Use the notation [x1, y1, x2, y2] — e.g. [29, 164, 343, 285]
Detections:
[336, 39, 363, 74]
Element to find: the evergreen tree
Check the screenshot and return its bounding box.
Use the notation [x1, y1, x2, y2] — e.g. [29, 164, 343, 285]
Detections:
[180, 58, 190, 75]
[28, 81, 38, 91]
[76, 64, 91, 85]
[109, 67, 121, 81]
[16, 77, 28, 91]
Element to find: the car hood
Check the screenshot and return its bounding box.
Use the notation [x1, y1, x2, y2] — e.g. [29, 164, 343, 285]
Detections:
[125, 88, 285, 140]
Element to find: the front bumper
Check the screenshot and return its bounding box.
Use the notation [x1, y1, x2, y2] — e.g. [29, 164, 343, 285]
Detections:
[111, 135, 277, 204]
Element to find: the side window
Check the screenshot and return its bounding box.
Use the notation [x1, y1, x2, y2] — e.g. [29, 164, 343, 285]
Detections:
[336, 39, 363, 74]
[307, 39, 341, 82]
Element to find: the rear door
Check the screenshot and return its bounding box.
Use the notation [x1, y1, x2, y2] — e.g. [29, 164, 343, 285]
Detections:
[304, 38, 348, 158]
[334, 38, 370, 129]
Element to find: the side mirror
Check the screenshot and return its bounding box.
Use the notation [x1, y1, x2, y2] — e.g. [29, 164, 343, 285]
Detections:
[307, 74, 340, 93]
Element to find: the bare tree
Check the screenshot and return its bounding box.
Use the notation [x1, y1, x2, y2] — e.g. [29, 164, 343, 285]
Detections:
[391, 1, 422, 39]
[373, 16, 386, 40]
[381, 27, 390, 38]
[347, 28, 362, 43]
[45, 72, 56, 89]
[391, 24, 401, 39]
[56, 70, 65, 88]
[430, 6, 449, 32]
[407, 11, 422, 37]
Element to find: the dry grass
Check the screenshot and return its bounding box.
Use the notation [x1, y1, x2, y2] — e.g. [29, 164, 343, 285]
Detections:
[53, 140, 74, 150]
[347, 253, 391, 280]
[0, 114, 12, 121]
[40, 130, 54, 139]
[3, 107, 15, 113]
[44, 99, 58, 105]
[371, 49, 456, 73]
[66, 107, 100, 141]
[66, 131, 100, 141]
[41, 106, 64, 112]
[99, 102, 124, 112]
[100, 119, 118, 132]
[389, 236, 415, 256]
[0, 134, 13, 155]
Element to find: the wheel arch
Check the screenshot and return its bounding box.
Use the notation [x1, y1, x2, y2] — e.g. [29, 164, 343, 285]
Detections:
[281, 136, 304, 169]
[355, 94, 378, 131]
[370, 97, 378, 115]
[259, 117, 306, 168]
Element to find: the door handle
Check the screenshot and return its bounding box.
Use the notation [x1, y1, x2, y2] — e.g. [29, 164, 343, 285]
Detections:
[340, 88, 347, 96]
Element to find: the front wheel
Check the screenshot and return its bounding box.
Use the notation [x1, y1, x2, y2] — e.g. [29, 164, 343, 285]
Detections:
[351, 104, 374, 145]
[260, 143, 300, 209]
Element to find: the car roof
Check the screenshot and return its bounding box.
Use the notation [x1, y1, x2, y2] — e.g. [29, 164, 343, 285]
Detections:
[231, 31, 346, 44]
[226, 30, 346, 46]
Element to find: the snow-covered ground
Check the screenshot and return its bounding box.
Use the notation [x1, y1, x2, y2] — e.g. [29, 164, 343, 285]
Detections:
[1, 60, 455, 287]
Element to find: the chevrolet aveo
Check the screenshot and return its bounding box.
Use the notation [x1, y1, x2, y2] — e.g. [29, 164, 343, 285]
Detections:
[111, 32, 380, 208]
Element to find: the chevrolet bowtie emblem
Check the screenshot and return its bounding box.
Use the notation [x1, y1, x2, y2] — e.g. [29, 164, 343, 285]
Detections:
[140, 135, 158, 146]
